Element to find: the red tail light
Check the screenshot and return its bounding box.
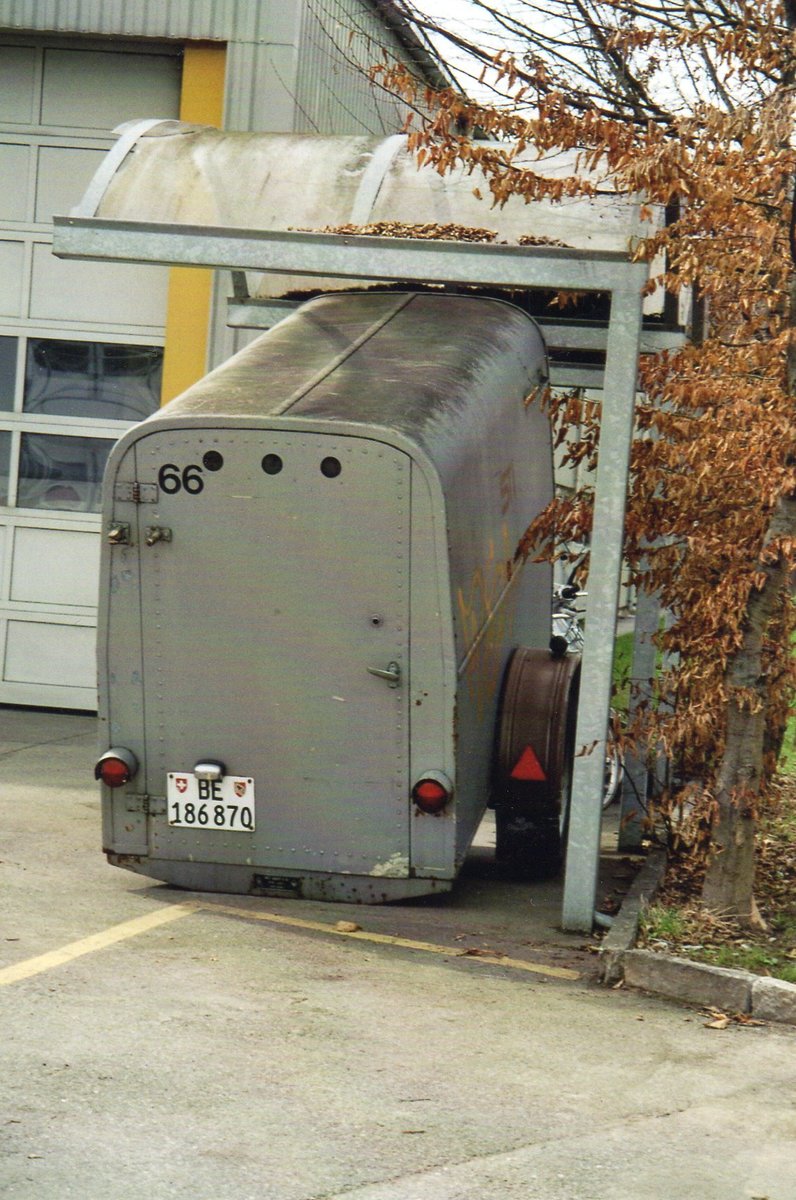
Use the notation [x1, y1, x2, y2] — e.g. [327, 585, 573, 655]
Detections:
[94, 747, 138, 789]
[412, 772, 453, 814]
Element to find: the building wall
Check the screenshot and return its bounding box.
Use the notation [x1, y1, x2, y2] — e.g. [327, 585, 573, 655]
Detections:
[294, 0, 416, 136]
[0, 1, 415, 137]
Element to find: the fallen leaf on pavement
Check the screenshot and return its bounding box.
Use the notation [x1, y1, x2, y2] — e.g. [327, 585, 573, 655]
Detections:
[701, 1006, 765, 1028]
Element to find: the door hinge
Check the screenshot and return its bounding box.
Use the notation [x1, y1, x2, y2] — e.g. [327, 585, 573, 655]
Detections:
[114, 481, 158, 504]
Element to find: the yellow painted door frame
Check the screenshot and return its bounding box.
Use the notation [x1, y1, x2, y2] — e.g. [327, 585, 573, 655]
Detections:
[161, 42, 227, 404]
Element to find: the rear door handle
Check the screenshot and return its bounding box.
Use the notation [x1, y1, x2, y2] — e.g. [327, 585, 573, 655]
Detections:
[367, 661, 401, 688]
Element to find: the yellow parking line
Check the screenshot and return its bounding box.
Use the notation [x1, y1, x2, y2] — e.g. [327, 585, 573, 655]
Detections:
[201, 903, 581, 980]
[0, 899, 580, 987]
[0, 902, 200, 987]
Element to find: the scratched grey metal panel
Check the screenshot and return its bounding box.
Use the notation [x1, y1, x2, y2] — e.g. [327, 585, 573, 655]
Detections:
[97, 440, 147, 856]
[138, 292, 546, 444]
[277, 291, 553, 659]
[223, 300, 682, 390]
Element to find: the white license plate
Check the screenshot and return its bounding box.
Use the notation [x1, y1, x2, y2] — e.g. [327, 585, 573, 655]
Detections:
[166, 773, 255, 831]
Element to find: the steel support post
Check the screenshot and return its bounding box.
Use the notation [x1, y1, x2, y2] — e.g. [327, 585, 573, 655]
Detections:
[562, 283, 645, 932]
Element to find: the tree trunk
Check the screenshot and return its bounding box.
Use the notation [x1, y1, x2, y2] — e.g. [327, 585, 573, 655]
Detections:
[700, 556, 787, 920]
[701, 536, 795, 919]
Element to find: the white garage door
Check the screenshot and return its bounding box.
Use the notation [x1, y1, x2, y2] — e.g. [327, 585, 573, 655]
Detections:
[0, 39, 181, 708]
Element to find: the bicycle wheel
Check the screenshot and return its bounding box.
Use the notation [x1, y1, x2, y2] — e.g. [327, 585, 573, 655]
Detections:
[603, 720, 624, 808]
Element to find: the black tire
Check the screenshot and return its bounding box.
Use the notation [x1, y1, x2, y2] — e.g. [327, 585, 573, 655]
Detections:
[494, 808, 564, 880]
[492, 647, 580, 880]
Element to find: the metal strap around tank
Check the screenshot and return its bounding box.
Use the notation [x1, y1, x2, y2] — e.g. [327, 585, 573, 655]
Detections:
[349, 134, 407, 225]
[349, 134, 454, 228]
[70, 118, 172, 218]
[429, 177, 454, 225]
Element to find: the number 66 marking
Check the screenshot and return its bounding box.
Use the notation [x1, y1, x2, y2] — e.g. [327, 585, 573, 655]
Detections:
[158, 463, 204, 495]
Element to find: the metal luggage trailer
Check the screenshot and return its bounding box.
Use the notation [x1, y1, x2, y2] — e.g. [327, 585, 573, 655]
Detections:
[96, 291, 577, 902]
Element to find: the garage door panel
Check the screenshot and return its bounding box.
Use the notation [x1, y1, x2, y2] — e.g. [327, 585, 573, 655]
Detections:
[30, 243, 169, 326]
[0, 240, 24, 317]
[0, 144, 31, 220]
[0, 46, 38, 124]
[4, 618, 95, 687]
[11, 527, 99, 606]
[35, 145, 106, 224]
[41, 48, 180, 130]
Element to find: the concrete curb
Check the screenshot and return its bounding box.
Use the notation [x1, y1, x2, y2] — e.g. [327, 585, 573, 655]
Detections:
[599, 850, 796, 1025]
[600, 848, 666, 985]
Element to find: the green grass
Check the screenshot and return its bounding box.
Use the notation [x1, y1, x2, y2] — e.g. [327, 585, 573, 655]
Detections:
[612, 630, 634, 714]
[640, 901, 796, 983]
[703, 943, 793, 979]
[640, 798, 796, 984]
[779, 712, 796, 776]
[639, 904, 688, 943]
[777, 626, 796, 776]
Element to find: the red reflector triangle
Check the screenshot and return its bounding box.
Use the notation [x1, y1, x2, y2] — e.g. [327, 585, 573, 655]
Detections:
[510, 745, 547, 782]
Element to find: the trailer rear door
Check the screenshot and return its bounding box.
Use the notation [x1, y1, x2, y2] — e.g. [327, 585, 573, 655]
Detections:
[134, 429, 411, 877]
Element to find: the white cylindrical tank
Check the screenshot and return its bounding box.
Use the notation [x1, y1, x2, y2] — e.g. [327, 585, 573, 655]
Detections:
[87, 120, 651, 300]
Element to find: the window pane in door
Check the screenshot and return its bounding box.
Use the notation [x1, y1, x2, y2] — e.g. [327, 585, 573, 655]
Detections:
[24, 339, 163, 421]
[17, 433, 112, 513]
[0, 336, 16, 410]
[0, 430, 10, 504]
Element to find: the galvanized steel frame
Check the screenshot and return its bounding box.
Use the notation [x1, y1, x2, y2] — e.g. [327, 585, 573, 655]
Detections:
[53, 213, 649, 932]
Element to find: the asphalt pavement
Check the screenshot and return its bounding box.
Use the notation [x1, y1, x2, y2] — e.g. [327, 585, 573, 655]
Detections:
[2, 706, 795, 1200]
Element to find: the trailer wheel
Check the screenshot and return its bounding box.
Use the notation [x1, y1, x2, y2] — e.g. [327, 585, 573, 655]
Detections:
[492, 647, 581, 879]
